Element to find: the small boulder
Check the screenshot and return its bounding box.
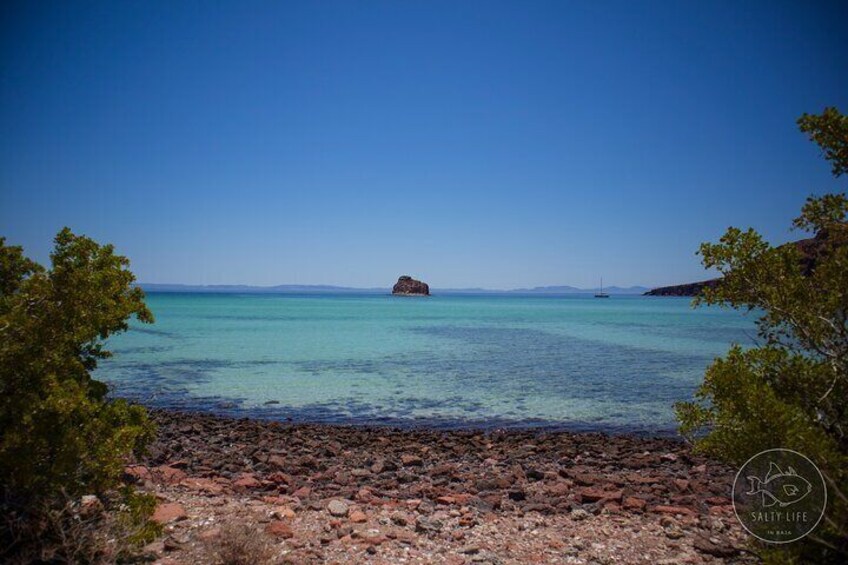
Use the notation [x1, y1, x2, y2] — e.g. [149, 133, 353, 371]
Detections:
[232, 473, 262, 490]
[349, 510, 367, 523]
[623, 496, 647, 511]
[266, 521, 294, 539]
[401, 454, 424, 467]
[293, 486, 312, 499]
[327, 499, 349, 517]
[152, 502, 187, 524]
[578, 487, 622, 503]
[570, 508, 591, 521]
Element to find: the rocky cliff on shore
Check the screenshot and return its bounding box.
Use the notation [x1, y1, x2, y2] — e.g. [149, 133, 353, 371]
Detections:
[644, 279, 720, 297]
[392, 276, 429, 296]
[645, 229, 844, 297]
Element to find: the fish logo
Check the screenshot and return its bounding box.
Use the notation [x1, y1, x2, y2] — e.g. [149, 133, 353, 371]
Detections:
[746, 461, 812, 508]
[733, 448, 827, 543]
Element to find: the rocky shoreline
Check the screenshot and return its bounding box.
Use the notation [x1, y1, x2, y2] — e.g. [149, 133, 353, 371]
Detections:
[131, 409, 754, 564]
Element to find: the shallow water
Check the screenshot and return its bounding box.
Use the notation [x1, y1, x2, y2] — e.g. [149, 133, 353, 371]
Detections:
[98, 292, 757, 433]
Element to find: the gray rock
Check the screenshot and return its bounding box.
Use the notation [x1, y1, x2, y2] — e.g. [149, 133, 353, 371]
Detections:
[570, 508, 591, 521]
[327, 499, 349, 517]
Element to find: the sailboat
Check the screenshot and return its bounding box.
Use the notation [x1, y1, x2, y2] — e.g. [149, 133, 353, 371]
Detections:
[594, 277, 610, 298]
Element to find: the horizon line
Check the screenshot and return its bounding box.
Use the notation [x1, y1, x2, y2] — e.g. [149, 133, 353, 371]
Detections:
[136, 282, 667, 294]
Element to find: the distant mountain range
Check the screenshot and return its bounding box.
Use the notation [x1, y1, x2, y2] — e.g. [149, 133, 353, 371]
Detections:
[505, 285, 650, 295]
[138, 283, 651, 295]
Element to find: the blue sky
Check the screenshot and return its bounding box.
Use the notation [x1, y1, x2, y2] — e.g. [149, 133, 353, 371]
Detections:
[1, 1, 846, 289]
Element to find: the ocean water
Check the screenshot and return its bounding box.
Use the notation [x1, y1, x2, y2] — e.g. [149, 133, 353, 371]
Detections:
[98, 292, 756, 434]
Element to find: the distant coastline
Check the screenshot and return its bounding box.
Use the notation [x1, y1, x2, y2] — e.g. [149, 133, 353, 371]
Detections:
[137, 283, 652, 295]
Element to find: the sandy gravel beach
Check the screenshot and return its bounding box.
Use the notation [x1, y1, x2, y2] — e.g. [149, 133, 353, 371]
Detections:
[128, 410, 756, 564]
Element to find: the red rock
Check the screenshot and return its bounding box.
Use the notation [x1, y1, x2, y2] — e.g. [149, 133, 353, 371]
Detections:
[394, 530, 417, 544]
[578, 487, 623, 503]
[232, 474, 262, 490]
[293, 486, 312, 499]
[363, 533, 387, 546]
[153, 465, 187, 485]
[349, 510, 367, 523]
[652, 505, 696, 516]
[265, 520, 294, 538]
[180, 477, 224, 495]
[547, 481, 570, 496]
[674, 479, 690, 492]
[267, 471, 291, 484]
[272, 506, 296, 520]
[569, 472, 597, 486]
[602, 501, 621, 512]
[436, 496, 456, 505]
[152, 502, 187, 524]
[267, 455, 287, 468]
[430, 464, 455, 476]
[124, 465, 151, 482]
[623, 497, 647, 511]
[401, 454, 424, 466]
[480, 493, 501, 510]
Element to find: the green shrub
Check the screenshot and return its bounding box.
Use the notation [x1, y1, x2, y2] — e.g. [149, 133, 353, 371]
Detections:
[0, 228, 156, 561]
[677, 108, 848, 562]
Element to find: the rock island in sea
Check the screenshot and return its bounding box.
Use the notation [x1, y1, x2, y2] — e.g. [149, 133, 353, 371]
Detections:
[392, 275, 430, 296]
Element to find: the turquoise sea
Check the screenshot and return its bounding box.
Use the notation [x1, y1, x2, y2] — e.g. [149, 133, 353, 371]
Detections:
[98, 292, 756, 434]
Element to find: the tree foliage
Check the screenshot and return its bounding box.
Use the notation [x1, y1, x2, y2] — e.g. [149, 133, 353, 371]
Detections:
[0, 228, 157, 560]
[677, 108, 848, 562]
[798, 106, 848, 178]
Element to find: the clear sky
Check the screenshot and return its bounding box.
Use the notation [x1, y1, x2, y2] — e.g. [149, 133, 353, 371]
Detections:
[1, 1, 846, 289]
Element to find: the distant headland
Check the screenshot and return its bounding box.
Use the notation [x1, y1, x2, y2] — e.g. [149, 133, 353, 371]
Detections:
[644, 230, 841, 296]
[643, 279, 720, 297]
